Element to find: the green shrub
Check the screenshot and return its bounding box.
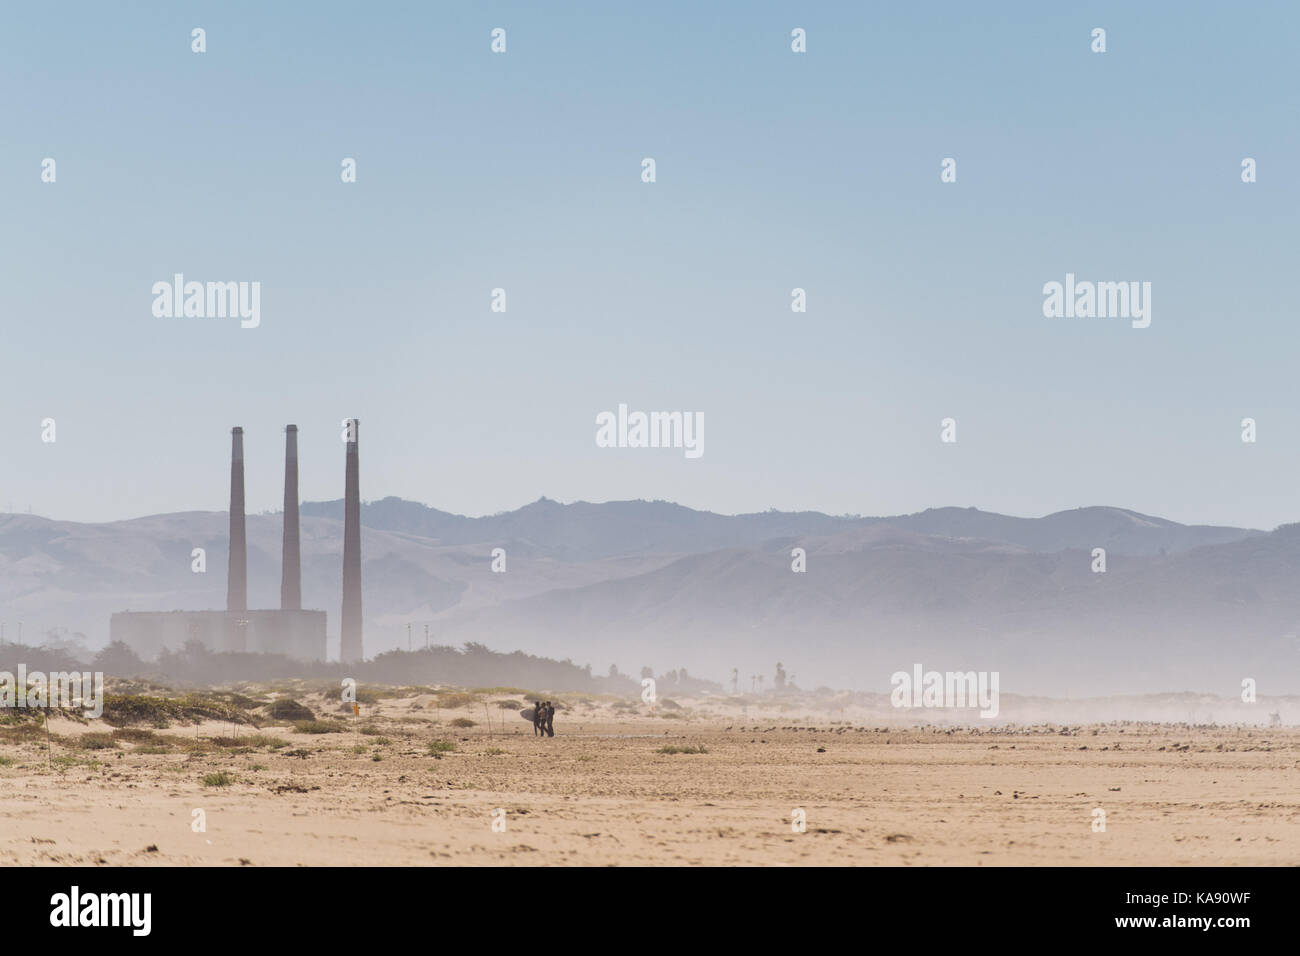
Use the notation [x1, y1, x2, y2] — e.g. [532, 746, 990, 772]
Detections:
[111, 728, 159, 744]
[293, 720, 344, 735]
[436, 692, 476, 709]
[101, 693, 256, 728]
[327, 686, 380, 704]
[208, 734, 289, 749]
[0, 723, 45, 744]
[264, 699, 315, 721]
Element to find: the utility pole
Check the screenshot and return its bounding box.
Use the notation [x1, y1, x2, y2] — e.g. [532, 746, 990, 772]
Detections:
[424, 624, 429, 649]
[407, 623, 412, 652]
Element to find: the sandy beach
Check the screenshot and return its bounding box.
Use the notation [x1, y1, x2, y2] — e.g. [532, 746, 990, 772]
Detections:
[2, 689, 1296, 866]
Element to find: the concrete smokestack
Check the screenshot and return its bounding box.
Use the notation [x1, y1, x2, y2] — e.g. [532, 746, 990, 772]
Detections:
[280, 424, 301, 611]
[340, 418, 363, 663]
[226, 427, 247, 613]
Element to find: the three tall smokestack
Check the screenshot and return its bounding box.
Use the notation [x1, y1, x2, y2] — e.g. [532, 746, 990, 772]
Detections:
[340, 419, 363, 663]
[226, 427, 247, 613]
[281, 425, 301, 610]
[224, 421, 361, 662]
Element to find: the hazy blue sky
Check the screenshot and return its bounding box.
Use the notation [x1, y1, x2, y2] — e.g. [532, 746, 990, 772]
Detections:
[3, 1, 1297, 529]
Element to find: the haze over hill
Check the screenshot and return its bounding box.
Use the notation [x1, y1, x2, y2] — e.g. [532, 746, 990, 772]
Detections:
[1, 497, 1292, 696]
[299, 497, 1260, 559]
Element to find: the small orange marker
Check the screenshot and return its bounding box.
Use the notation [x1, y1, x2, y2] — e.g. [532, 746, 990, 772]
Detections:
[352, 703, 360, 716]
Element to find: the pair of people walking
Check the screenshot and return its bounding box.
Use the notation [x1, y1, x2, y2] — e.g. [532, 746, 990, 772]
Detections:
[532, 700, 555, 737]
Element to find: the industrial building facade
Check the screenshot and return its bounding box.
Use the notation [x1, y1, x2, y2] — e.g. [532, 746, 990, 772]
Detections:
[108, 609, 327, 662]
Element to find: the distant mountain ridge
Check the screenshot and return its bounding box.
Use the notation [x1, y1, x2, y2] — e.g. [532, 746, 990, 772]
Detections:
[300, 496, 1261, 559]
[1, 498, 1288, 695]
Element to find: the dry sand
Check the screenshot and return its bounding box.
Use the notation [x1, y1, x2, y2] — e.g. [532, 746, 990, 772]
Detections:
[2, 692, 1297, 866]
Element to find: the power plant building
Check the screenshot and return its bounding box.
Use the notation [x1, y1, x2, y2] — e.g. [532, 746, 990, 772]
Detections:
[109, 422, 361, 663]
[108, 608, 326, 662]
